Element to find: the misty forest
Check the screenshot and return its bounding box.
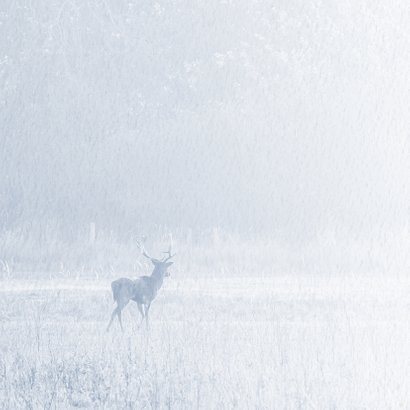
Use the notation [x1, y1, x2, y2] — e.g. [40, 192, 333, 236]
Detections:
[0, 0, 409, 409]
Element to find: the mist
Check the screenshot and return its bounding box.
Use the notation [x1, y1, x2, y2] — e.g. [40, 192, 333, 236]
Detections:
[2, 0, 409, 242]
[0, 2, 409, 408]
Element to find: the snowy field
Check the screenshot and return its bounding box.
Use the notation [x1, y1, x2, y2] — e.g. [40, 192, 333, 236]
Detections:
[0, 274, 408, 409]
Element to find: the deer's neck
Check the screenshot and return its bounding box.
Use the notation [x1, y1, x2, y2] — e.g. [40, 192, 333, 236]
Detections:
[150, 270, 164, 290]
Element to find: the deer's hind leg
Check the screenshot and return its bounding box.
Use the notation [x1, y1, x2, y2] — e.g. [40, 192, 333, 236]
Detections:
[107, 299, 129, 332]
[116, 299, 129, 332]
[106, 306, 119, 332]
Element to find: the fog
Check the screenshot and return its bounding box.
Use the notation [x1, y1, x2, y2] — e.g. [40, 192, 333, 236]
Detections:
[1, 2, 410, 408]
[1, 0, 409, 242]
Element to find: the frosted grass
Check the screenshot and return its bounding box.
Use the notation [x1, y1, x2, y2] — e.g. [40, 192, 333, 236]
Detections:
[0, 274, 408, 409]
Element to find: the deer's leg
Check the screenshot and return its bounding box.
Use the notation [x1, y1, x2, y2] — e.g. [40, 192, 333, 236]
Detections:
[117, 309, 124, 332]
[106, 307, 118, 332]
[116, 299, 129, 332]
[137, 303, 145, 328]
[145, 303, 151, 330]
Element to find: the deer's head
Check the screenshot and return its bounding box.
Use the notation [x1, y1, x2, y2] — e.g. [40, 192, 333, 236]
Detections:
[151, 260, 173, 277]
[137, 241, 175, 278]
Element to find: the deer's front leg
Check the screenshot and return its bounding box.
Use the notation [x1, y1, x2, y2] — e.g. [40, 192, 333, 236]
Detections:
[145, 303, 152, 330]
[137, 303, 145, 328]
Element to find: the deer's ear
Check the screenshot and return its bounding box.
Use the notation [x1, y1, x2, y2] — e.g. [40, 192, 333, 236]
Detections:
[165, 262, 173, 267]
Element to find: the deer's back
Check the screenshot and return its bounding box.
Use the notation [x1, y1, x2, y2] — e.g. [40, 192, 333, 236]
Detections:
[111, 278, 137, 303]
[111, 276, 158, 305]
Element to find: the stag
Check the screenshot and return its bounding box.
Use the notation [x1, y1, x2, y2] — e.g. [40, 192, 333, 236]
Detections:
[106, 242, 175, 332]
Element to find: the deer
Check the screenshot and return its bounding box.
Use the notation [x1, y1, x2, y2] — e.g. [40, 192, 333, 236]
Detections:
[106, 241, 175, 332]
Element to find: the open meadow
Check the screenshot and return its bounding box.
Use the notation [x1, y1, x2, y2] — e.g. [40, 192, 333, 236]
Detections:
[0, 274, 408, 409]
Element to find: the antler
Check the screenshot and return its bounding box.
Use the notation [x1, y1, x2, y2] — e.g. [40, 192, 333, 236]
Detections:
[162, 245, 176, 262]
[136, 239, 161, 263]
[136, 238, 175, 263]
